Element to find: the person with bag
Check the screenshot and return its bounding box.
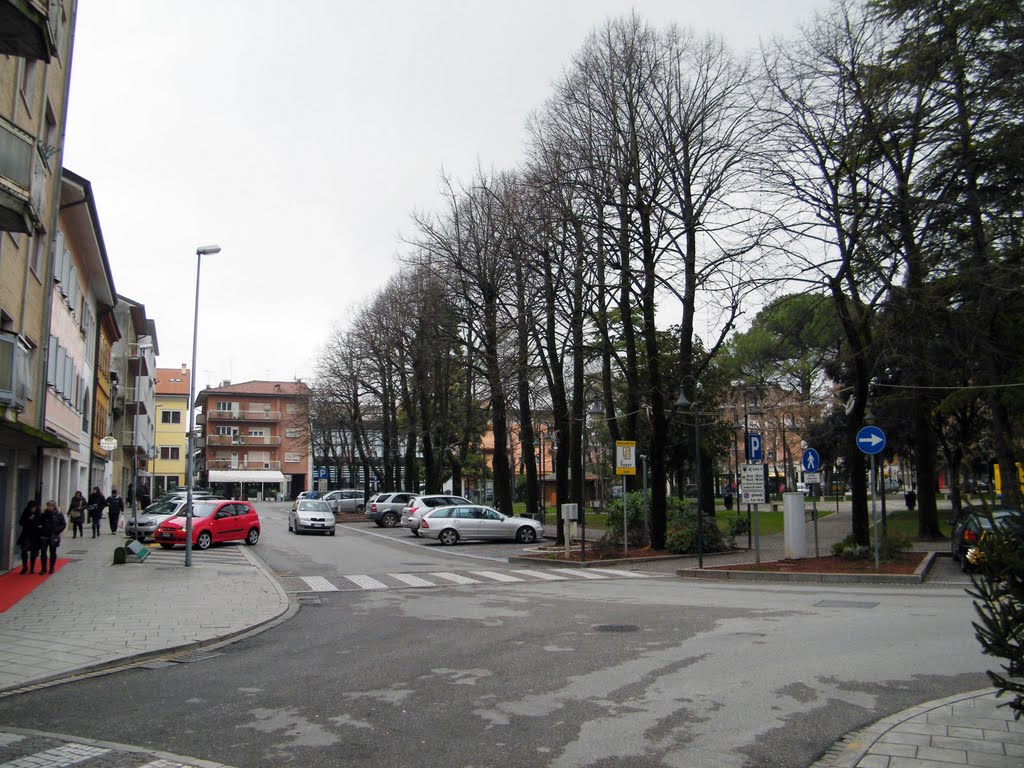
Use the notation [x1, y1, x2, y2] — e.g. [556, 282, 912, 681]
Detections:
[106, 488, 125, 534]
[39, 500, 66, 575]
[68, 490, 87, 538]
[17, 500, 42, 574]
[88, 486, 106, 538]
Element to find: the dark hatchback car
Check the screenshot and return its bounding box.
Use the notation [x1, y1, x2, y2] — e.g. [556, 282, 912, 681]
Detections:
[950, 507, 1016, 572]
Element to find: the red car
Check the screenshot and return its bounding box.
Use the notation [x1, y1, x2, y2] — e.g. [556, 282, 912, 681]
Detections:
[154, 500, 261, 550]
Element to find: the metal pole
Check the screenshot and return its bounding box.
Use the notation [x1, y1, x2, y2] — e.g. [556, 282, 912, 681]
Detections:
[185, 251, 202, 568]
[580, 411, 587, 563]
[622, 474, 627, 556]
[641, 453, 649, 543]
[871, 453, 879, 571]
[694, 402, 703, 569]
[744, 409, 751, 549]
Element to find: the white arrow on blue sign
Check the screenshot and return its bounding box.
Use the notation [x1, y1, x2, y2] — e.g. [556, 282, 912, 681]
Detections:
[802, 448, 821, 472]
[856, 426, 886, 455]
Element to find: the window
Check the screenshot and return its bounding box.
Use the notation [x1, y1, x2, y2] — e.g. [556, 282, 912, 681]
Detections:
[215, 426, 238, 436]
[248, 428, 265, 437]
[216, 400, 238, 412]
[284, 452, 301, 464]
[161, 410, 181, 424]
[284, 427, 302, 438]
[160, 446, 180, 461]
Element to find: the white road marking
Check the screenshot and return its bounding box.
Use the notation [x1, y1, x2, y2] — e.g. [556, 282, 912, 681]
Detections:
[300, 576, 338, 592]
[469, 570, 525, 583]
[546, 568, 610, 579]
[388, 573, 436, 587]
[432, 572, 481, 585]
[0, 744, 110, 767]
[343, 574, 389, 590]
[509, 569, 568, 580]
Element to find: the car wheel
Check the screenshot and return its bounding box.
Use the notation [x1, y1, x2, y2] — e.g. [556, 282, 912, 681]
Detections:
[356, 504, 365, 513]
[438, 528, 460, 546]
[196, 531, 212, 550]
[411, 529, 420, 537]
[516, 526, 538, 544]
[329, 529, 336, 536]
[246, 528, 260, 545]
[382, 512, 399, 528]
[159, 543, 174, 550]
[288, 519, 293, 532]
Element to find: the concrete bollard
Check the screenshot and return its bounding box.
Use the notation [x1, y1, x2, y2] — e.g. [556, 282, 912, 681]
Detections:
[783, 492, 807, 559]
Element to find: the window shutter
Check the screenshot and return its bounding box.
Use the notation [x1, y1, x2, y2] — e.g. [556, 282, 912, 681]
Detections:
[51, 232, 64, 285]
[47, 336, 57, 386]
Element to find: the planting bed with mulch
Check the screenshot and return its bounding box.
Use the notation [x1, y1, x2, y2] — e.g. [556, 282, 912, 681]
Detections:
[704, 551, 927, 575]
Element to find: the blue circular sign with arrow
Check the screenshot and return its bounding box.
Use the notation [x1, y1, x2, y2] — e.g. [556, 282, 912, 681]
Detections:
[856, 426, 886, 455]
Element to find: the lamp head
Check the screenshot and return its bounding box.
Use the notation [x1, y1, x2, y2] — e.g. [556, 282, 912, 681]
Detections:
[588, 401, 604, 418]
[196, 244, 221, 256]
[675, 387, 692, 410]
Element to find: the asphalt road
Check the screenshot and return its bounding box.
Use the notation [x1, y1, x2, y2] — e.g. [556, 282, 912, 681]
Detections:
[0, 506, 989, 768]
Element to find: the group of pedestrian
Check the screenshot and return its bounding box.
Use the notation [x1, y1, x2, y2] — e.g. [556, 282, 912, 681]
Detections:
[15, 486, 127, 575]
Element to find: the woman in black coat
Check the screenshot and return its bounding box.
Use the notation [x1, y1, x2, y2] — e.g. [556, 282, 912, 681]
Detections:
[87, 487, 106, 538]
[17, 500, 42, 574]
[39, 501, 66, 575]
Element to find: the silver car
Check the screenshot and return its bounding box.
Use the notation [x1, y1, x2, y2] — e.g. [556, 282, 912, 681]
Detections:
[367, 492, 418, 527]
[288, 499, 337, 536]
[401, 494, 472, 536]
[322, 489, 366, 514]
[418, 504, 543, 546]
[124, 498, 186, 541]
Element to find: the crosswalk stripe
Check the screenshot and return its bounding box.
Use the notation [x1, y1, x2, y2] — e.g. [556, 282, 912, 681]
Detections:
[432, 572, 481, 585]
[0, 744, 110, 767]
[547, 567, 610, 579]
[509, 569, 568, 580]
[388, 573, 435, 587]
[301, 576, 338, 592]
[343, 574, 389, 590]
[470, 570, 525, 583]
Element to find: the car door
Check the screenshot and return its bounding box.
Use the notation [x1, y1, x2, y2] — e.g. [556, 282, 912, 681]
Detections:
[213, 502, 243, 541]
[476, 507, 510, 539]
[450, 506, 478, 538]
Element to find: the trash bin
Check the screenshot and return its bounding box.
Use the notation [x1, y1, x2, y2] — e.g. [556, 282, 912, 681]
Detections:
[724, 492, 733, 511]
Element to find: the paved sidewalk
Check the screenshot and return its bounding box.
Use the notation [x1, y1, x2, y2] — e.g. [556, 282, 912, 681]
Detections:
[0, 531, 290, 694]
[812, 688, 1023, 767]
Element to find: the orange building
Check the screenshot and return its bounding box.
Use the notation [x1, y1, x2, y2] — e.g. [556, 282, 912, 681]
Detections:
[195, 380, 311, 501]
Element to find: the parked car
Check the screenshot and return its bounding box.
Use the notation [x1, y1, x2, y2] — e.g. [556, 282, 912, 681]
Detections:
[367, 492, 418, 527]
[322, 489, 366, 514]
[950, 507, 1016, 571]
[401, 494, 472, 536]
[288, 499, 336, 536]
[154, 500, 261, 550]
[155, 489, 219, 504]
[296, 490, 320, 501]
[124, 498, 186, 541]
[418, 504, 543, 546]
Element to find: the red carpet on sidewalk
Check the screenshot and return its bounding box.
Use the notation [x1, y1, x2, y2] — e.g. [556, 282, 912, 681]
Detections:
[0, 559, 71, 612]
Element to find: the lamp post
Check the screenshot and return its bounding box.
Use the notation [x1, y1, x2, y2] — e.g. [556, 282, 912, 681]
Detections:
[732, 409, 742, 509]
[131, 341, 153, 542]
[185, 244, 221, 567]
[675, 376, 704, 568]
[781, 410, 795, 493]
[742, 391, 762, 550]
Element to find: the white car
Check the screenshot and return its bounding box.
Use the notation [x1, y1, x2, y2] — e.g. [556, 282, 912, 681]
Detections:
[401, 494, 472, 536]
[418, 504, 543, 546]
[288, 499, 336, 536]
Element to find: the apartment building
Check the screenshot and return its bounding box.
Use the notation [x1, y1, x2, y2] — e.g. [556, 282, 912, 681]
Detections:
[109, 297, 157, 501]
[41, 170, 117, 506]
[196, 380, 311, 501]
[153, 367, 189, 496]
[0, 0, 78, 570]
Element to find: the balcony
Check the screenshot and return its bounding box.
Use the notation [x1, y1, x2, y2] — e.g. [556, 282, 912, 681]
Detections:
[0, 0, 56, 61]
[126, 342, 151, 376]
[206, 434, 282, 447]
[205, 409, 281, 422]
[123, 386, 151, 414]
[0, 119, 36, 233]
[206, 459, 282, 471]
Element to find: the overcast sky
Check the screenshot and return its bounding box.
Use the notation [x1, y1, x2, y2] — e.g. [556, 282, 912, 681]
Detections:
[62, 0, 827, 392]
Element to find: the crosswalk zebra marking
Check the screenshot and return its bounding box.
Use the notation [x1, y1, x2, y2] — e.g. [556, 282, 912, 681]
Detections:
[432, 572, 481, 585]
[469, 570, 525, 583]
[547, 567, 611, 579]
[301, 576, 337, 592]
[388, 573, 435, 588]
[0, 744, 110, 767]
[509, 569, 568, 580]
[343, 574, 389, 590]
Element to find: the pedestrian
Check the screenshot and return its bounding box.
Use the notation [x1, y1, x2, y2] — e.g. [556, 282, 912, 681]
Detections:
[68, 490, 87, 538]
[39, 500, 66, 575]
[16, 500, 42, 574]
[905, 487, 917, 511]
[139, 485, 151, 509]
[126, 483, 134, 509]
[106, 488, 125, 534]
[88, 486, 106, 538]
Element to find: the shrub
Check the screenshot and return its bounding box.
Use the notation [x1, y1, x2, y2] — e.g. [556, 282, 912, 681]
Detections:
[664, 501, 730, 555]
[831, 532, 911, 559]
[603, 491, 651, 548]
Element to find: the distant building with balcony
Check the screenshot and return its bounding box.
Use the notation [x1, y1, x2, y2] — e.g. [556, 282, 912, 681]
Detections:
[153, 367, 189, 497]
[109, 296, 157, 500]
[0, 0, 78, 571]
[195, 380, 311, 501]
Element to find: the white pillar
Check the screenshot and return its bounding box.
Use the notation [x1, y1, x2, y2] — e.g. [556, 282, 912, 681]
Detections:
[783, 491, 807, 559]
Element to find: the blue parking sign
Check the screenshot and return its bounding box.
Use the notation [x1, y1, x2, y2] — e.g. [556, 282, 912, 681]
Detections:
[747, 433, 763, 462]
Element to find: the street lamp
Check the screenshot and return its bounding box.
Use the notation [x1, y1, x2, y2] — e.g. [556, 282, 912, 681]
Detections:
[675, 376, 704, 568]
[185, 244, 221, 567]
[131, 341, 153, 542]
[731, 409, 742, 509]
[781, 410, 796, 493]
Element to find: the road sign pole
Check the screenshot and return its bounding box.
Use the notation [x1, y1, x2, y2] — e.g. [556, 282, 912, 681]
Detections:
[871, 453, 879, 571]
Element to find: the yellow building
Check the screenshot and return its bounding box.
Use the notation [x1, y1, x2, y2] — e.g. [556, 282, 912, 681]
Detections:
[153, 367, 190, 497]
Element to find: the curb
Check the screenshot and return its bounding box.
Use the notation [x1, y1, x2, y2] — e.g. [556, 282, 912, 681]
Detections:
[676, 551, 939, 584]
[509, 553, 687, 568]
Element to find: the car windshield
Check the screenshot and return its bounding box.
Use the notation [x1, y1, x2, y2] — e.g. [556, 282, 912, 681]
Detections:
[176, 501, 220, 518]
[144, 500, 181, 516]
[299, 501, 332, 513]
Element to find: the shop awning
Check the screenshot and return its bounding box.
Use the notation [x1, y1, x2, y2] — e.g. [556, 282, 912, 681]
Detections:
[208, 470, 286, 484]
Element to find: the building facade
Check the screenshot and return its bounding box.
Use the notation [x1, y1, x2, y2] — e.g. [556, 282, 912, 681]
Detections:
[196, 380, 311, 501]
[109, 297, 157, 502]
[0, 0, 78, 570]
[41, 170, 117, 506]
[153, 367, 189, 497]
